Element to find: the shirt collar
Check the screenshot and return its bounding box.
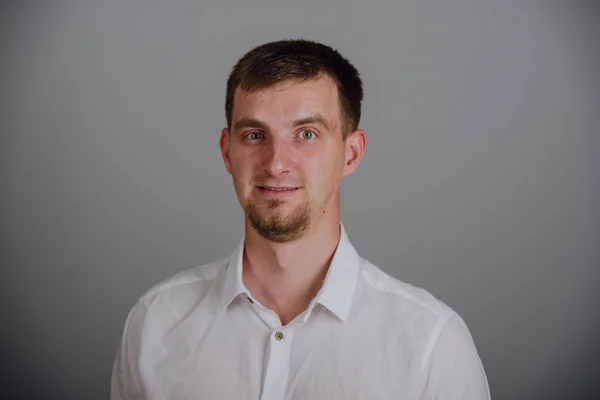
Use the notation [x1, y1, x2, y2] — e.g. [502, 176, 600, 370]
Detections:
[220, 222, 361, 322]
[220, 236, 248, 311]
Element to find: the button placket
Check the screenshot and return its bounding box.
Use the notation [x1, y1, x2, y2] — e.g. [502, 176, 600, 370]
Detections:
[260, 329, 292, 400]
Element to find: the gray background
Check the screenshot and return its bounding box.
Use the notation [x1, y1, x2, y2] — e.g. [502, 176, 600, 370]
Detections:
[1, 1, 599, 399]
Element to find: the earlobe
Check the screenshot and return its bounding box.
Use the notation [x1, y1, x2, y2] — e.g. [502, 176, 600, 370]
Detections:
[219, 128, 232, 175]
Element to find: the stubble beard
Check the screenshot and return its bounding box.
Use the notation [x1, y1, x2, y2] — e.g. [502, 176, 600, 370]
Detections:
[246, 198, 311, 243]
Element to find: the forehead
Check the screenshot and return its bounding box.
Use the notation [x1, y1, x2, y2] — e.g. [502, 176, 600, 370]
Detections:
[232, 75, 342, 127]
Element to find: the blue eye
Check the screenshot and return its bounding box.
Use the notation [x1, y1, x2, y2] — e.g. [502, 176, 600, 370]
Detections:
[300, 130, 316, 140]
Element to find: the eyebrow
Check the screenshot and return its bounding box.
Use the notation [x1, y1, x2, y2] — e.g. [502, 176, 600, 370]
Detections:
[233, 117, 269, 132]
[292, 113, 331, 131]
[232, 113, 332, 132]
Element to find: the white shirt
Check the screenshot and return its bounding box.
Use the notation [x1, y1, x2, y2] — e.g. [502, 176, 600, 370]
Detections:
[111, 224, 490, 399]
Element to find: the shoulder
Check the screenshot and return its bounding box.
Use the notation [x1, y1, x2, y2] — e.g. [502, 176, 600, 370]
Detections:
[356, 259, 475, 368]
[357, 258, 489, 396]
[123, 256, 229, 330]
[141, 257, 227, 303]
[358, 258, 456, 321]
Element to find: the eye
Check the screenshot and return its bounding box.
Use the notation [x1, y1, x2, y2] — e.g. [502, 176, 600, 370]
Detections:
[246, 131, 264, 140]
[299, 130, 316, 140]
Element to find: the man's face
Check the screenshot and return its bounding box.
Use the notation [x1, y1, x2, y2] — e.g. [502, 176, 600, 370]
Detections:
[220, 75, 364, 242]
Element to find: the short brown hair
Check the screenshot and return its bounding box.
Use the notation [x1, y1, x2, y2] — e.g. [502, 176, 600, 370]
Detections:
[225, 39, 363, 137]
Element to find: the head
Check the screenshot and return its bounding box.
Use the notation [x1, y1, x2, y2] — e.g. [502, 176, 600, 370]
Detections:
[219, 39, 367, 242]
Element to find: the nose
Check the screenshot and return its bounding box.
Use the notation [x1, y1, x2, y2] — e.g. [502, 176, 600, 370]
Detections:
[263, 136, 293, 176]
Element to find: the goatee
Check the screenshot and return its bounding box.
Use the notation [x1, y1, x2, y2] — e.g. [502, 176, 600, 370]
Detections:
[246, 200, 310, 243]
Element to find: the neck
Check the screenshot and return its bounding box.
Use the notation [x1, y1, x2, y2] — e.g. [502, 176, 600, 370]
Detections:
[242, 212, 341, 326]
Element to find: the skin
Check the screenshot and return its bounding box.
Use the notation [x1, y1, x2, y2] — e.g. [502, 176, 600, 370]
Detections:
[219, 74, 367, 325]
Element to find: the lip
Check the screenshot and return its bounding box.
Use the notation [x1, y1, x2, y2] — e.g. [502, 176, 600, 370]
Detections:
[256, 186, 302, 196]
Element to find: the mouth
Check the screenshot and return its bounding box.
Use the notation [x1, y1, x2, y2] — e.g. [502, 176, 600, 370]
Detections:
[259, 186, 301, 191]
[257, 186, 302, 195]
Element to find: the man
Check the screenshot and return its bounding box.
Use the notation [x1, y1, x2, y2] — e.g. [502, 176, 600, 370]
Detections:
[111, 39, 490, 399]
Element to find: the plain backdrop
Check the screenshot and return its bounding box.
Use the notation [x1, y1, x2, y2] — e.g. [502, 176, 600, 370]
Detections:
[1, 1, 599, 399]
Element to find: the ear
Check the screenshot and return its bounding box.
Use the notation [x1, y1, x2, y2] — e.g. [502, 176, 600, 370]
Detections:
[219, 127, 233, 175]
[342, 128, 367, 177]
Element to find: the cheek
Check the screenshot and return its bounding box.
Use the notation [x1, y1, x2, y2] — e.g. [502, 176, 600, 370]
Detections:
[230, 149, 256, 175]
[237, 146, 264, 166]
[305, 152, 345, 186]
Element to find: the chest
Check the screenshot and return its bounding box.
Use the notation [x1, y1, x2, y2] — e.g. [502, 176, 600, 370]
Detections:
[146, 322, 424, 400]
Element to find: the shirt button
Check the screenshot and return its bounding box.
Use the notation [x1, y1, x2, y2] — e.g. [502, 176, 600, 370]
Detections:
[274, 331, 284, 341]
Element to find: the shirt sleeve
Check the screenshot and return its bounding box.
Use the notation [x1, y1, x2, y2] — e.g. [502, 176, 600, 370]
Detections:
[421, 312, 491, 399]
[110, 298, 148, 400]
